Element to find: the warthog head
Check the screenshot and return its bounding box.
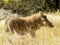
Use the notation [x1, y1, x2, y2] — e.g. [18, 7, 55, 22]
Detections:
[39, 12, 53, 27]
[40, 14, 53, 27]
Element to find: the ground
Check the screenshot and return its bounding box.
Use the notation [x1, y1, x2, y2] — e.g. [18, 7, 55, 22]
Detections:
[0, 12, 60, 45]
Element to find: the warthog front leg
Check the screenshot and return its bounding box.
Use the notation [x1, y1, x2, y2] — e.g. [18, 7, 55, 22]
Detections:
[30, 30, 36, 37]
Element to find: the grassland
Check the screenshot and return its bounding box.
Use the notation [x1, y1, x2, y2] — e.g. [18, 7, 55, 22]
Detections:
[0, 13, 60, 45]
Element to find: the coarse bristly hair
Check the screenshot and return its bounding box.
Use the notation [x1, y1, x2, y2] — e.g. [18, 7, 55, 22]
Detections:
[5, 11, 53, 37]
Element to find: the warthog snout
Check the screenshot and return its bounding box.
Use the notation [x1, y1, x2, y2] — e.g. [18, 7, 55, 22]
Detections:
[46, 20, 54, 27]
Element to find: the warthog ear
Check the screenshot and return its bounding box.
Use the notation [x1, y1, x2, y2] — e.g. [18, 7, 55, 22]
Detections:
[39, 11, 43, 16]
[39, 11, 46, 17]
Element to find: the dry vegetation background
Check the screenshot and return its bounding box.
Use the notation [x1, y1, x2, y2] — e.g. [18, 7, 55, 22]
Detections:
[0, 11, 60, 45]
[0, 0, 60, 45]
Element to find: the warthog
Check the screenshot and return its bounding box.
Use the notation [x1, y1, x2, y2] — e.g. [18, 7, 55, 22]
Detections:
[5, 11, 53, 37]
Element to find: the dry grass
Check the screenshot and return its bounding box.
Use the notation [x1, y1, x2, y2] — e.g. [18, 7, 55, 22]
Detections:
[0, 13, 60, 45]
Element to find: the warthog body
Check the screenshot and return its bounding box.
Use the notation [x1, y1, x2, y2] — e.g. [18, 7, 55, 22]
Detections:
[5, 11, 53, 37]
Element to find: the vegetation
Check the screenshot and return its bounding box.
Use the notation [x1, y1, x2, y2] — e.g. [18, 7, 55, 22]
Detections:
[0, 13, 60, 45]
[0, 0, 59, 16]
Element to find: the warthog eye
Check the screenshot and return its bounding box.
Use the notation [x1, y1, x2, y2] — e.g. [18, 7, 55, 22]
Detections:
[41, 18, 44, 20]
